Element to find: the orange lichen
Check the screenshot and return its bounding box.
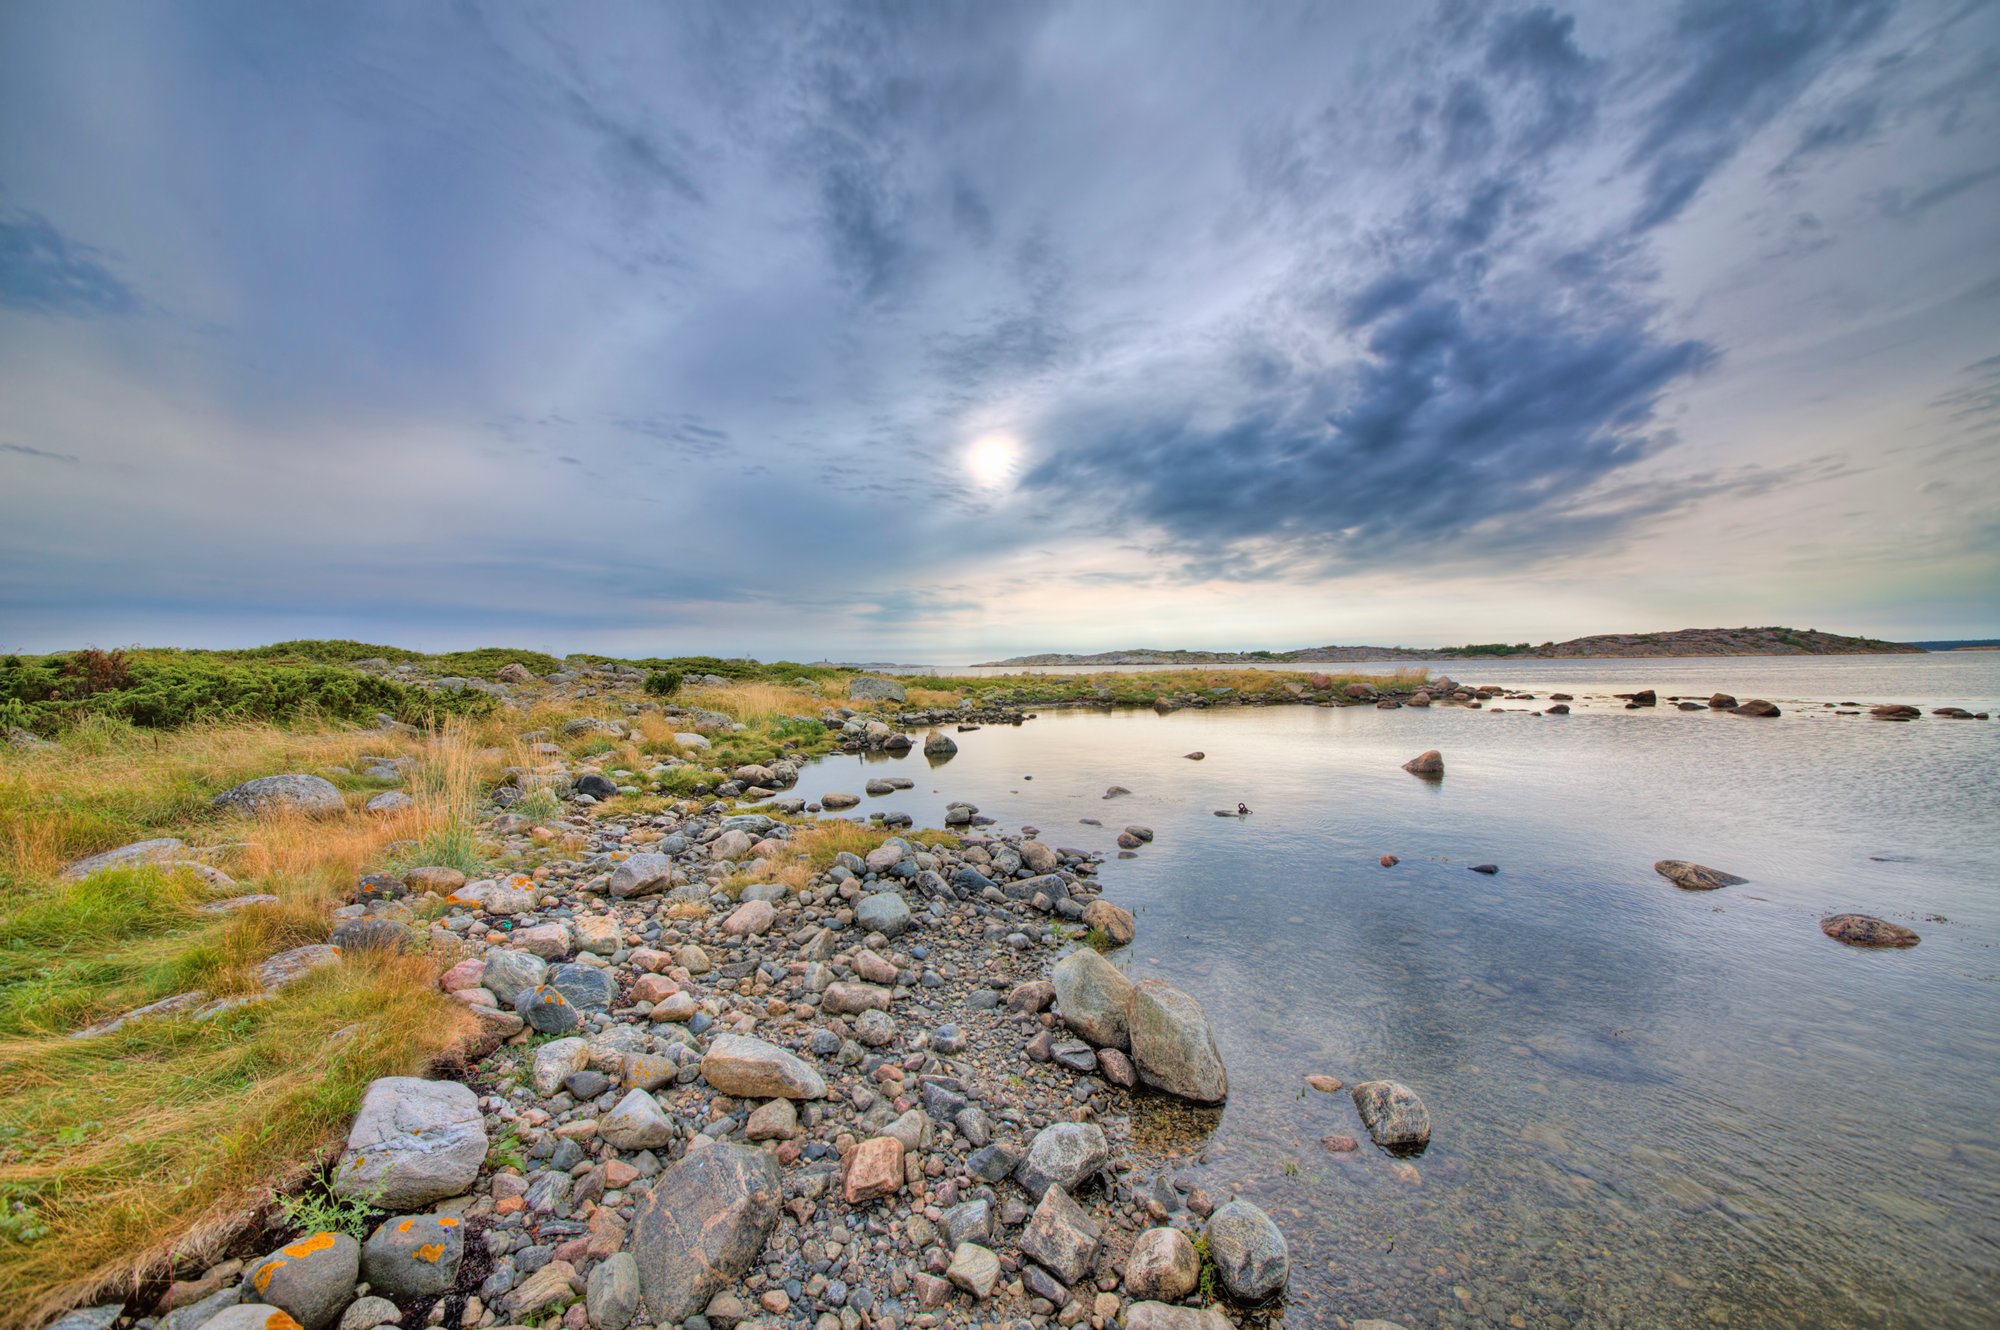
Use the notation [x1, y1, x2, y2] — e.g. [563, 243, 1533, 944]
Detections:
[415, 1243, 445, 1263]
[266, 1313, 303, 1330]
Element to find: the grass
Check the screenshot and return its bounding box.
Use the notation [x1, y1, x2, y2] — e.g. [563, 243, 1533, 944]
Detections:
[721, 820, 958, 897]
[0, 718, 487, 1325]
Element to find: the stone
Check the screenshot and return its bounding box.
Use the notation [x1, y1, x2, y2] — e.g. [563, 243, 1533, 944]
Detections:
[256, 946, 341, 992]
[329, 919, 419, 953]
[546, 963, 614, 1011]
[1731, 699, 1781, 717]
[1123, 1227, 1199, 1302]
[848, 676, 907, 703]
[332, 1077, 486, 1209]
[212, 775, 345, 819]
[61, 837, 186, 880]
[1098, 1046, 1137, 1087]
[203, 1307, 305, 1330]
[402, 866, 466, 894]
[842, 1135, 905, 1203]
[822, 981, 892, 1014]
[608, 853, 673, 898]
[1653, 860, 1746, 892]
[1080, 899, 1134, 946]
[1019, 840, 1060, 873]
[820, 792, 861, 809]
[1018, 1184, 1101, 1285]
[1306, 1074, 1343, 1093]
[947, 1242, 1001, 1299]
[923, 729, 959, 756]
[700, 1033, 827, 1099]
[1128, 979, 1228, 1104]
[360, 1213, 464, 1298]
[1351, 1079, 1432, 1152]
[854, 891, 912, 938]
[334, 1297, 399, 1330]
[1820, 913, 1920, 947]
[1206, 1199, 1288, 1303]
[631, 1143, 782, 1325]
[363, 791, 413, 815]
[510, 921, 574, 957]
[1124, 1304, 1233, 1330]
[586, 1252, 640, 1330]
[599, 1089, 677, 1149]
[242, 1233, 360, 1330]
[481, 948, 550, 1003]
[1050, 948, 1134, 1051]
[745, 1097, 798, 1141]
[722, 899, 775, 936]
[1016, 1121, 1109, 1199]
[517, 984, 583, 1034]
[504, 1259, 578, 1315]
[1401, 750, 1444, 777]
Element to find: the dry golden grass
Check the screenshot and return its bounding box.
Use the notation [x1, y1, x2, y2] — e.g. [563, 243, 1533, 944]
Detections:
[901, 686, 962, 708]
[722, 819, 960, 898]
[0, 719, 485, 1326]
[678, 680, 824, 724]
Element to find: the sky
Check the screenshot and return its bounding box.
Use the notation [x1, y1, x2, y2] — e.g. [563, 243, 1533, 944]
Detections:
[2, 0, 1997, 662]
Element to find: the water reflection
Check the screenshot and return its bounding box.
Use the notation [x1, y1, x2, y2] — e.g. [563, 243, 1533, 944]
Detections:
[786, 656, 1999, 1329]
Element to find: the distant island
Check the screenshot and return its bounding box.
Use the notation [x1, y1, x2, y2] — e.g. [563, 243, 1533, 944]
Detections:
[975, 625, 1922, 666]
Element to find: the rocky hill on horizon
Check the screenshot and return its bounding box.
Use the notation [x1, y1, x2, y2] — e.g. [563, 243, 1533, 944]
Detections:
[975, 626, 1921, 667]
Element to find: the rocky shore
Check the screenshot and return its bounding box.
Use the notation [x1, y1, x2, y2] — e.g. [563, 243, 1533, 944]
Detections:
[51, 707, 1394, 1330]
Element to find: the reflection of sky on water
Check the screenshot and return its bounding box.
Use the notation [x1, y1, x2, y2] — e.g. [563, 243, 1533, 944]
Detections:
[785, 656, 2000, 1328]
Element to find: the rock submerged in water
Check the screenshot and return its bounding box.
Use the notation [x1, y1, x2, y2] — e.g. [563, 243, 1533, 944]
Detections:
[1731, 699, 1780, 717]
[1653, 860, 1747, 891]
[1128, 979, 1228, 1105]
[1820, 913, 1920, 947]
[1401, 749, 1443, 778]
[631, 1143, 782, 1325]
[1351, 1079, 1431, 1153]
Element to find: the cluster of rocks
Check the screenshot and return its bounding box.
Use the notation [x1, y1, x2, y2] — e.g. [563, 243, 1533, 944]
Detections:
[1652, 860, 1923, 947]
[78, 726, 1306, 1330]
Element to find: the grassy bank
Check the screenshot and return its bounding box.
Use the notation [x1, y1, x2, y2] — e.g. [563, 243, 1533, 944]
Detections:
[0, 719, 481, 1325]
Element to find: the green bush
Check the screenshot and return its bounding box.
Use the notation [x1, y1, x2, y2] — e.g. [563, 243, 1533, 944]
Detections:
[0, 652, 496, 734]
[643, 670, 683, 697]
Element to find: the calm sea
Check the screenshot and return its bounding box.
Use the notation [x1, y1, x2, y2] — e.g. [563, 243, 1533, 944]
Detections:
[788, 654, 2000, 1329]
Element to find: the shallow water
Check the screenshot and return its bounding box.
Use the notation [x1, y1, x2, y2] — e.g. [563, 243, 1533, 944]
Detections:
[789, 655, 2000, 1329]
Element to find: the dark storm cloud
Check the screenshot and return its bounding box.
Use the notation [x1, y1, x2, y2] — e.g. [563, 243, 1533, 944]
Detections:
[0, 207, 141, 316]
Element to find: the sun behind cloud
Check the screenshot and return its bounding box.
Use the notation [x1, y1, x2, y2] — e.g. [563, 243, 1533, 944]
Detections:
[966, 433, 1020, 489]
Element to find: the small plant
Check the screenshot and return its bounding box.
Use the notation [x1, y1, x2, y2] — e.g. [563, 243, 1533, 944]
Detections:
[275, 1177, 379, 1241]
[488, 1125, 526, 1172]
[1192, 1232, 1218, 1304]
[643, 670, 682, 698]
[511, 787, 563, 823]
[1082, 926, 1117, 953]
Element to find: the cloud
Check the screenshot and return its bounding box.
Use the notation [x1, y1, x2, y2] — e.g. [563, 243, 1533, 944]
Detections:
[0, 440, 80, 464]
[0, 207, 141, 316]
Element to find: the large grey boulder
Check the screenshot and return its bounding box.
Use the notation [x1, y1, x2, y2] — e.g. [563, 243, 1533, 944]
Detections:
[700, 1033, 827, 1099]
[1206, 1199, 1289, 1303]
[361, 1212, 464, 1298]
[1128, 979, 1228, 1104]
[1124, 1226, 1200, 1302]
[1050, 948, 1134, 1051]
[241, 1233, 360, 1330]
[212, 774, 345, 818]
[847, 676, 906, 703]
[1351, 1079, 1431, 1152]
[60, 837, 186, 880]
[480, 948, 549, 1004]
[1015, 1121, 1108, 1199]
[631, 1143, 782, 1324]
[332, 1077, 486, 1210]
[855, 891, 912, 938]
[608, 853, 672, 898]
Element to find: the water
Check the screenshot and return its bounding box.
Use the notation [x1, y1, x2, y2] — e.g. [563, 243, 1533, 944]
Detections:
[790, 655, 2000, 1328]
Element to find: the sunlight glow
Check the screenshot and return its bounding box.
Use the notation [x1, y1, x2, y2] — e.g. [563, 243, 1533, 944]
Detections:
[966, 433, 1020, 489]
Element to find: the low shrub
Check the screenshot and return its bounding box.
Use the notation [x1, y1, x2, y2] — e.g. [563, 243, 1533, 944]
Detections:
[643, 670, 682, 697]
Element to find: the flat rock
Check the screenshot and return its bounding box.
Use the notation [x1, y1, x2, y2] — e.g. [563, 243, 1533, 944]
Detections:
[213, 775, 345, 819]
[1124, 1305, 1234, 1330]
[332, 1077, 486, 1209]
[1653, 860, 1746, 891]
[700, 1033, 827, 1099]
[631, 1143, 782, 1325]
[1820, 913, 1920, 947]
[61, 837, 186, 880]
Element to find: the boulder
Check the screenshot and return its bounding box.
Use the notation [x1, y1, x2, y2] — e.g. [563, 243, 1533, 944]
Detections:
[1731, 699, 1781, 717]
[1206, 1199, 1289, 1303]
[1124, 1226, 1199, 1302]
[700, 1033, 827, 1099]
[360, 1213, 464, 1298]
[848, 676, 907, 704]
[242, 1234, 360, 1330]
[1015, 1121, 1109, 1199]
[631, 1144, 782, 1325]
[212, 775, 345, 819]
[599, 1089, 677, 1149]
[1653, 860, 1746, 892]
[1351, 1079, 1431, 1153]
[1128, 979, 1228, 1104]
[516, 984, 582, 1034]
[1050, 948, 1134, 1051]
[586, 1252, 640, 1330]
[608, 853, 672, 898]
[60, 837, 186, 880]
[1080, 899, 1135, 946]
[1019, 840, 1060, 873]
[481, 948, 550, 1004]
[255, 945, 341, 992]
[1018, 1184, 1101, 1285]
[722, 899, 775, 936]
[855, 891, 913, 938]
[1870, 704, 1921, 720]
[1401, 750, 1444, 777]
[332, 1078, 486, 1209]
[1820, 913, 1920, 947]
